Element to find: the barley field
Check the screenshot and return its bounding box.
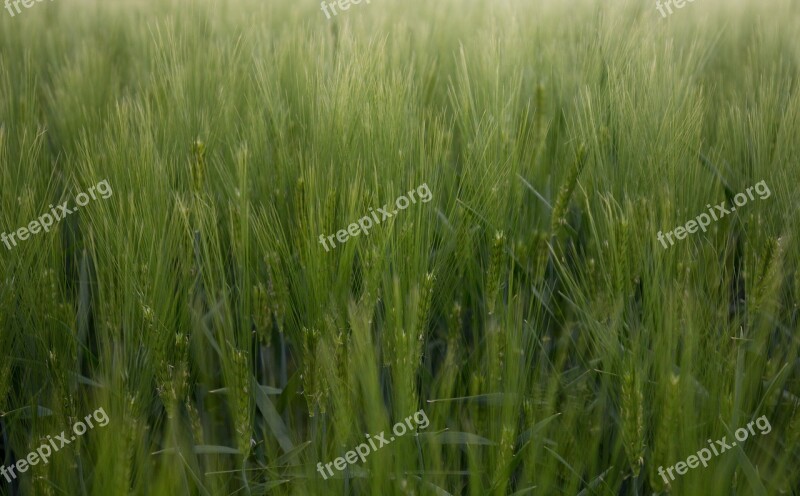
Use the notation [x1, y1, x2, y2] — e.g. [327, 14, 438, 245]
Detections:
[1, 0, 799, 494]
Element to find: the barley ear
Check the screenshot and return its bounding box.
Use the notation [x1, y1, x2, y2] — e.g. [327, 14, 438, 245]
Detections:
[650, 372, 678, 492]
[190, 139, 206, 194]
[301, 327, 325, 416]
[447, 302, 462, 343]
[786, 405, 800, 454]
[0, 359, 10, 414]
[186, 396, 204, 445]
[620, 357, 644, 477]
[550, 143, 588, 236]
[253, 283, 270, 344]
[116, 395, 138, 496]
[750, 237, 783, 317]
[416, 272, 436, 361]
[615, 218, 629, 297]
[486, 231, 505, 315]
[793, 262, 800, 312]
[231, 348, 252, 458]
[534, 230, 549, 281]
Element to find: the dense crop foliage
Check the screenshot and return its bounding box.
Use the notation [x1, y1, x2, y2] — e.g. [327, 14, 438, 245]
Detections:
[1, 0, 799, 494]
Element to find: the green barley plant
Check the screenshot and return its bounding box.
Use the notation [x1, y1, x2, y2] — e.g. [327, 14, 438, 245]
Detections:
[0, 0, 799, 494]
